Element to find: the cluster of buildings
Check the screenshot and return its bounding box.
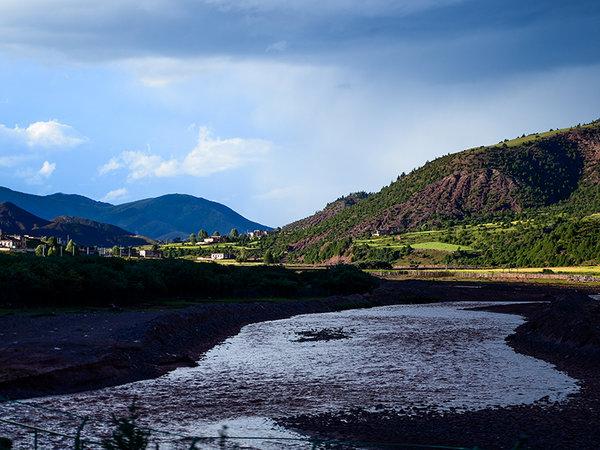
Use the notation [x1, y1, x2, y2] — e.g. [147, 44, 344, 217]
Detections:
[0, 228, 273, 258]
[0, 233, 33, 252]
[247, 229, 269, 239]
[195, 230, 270, 245]
[0, 231, 162, 259]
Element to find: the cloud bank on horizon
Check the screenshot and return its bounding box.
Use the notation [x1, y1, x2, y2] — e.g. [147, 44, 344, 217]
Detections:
[0, 0, 598, 225]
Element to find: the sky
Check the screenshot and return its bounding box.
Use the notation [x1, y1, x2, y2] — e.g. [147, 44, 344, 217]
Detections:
[0, 0, 599, 226]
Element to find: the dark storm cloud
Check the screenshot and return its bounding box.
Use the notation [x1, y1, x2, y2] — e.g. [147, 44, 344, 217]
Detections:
[0, 0, 598, 81]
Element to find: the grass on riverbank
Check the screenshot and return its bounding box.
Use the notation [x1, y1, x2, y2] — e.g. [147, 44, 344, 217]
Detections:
[367, 266, 600, 288]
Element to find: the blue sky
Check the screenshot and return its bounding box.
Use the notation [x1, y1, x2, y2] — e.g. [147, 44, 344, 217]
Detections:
[0, 0, 599, 226]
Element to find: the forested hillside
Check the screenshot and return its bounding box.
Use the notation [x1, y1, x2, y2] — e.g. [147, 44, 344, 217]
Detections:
[268, 120, 600, 263]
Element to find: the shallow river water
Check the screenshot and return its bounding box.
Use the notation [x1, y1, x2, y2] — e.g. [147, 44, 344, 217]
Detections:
[1, 302, 579, 448]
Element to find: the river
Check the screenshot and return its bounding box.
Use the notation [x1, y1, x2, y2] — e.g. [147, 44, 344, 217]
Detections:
[1, 302, 579, 449]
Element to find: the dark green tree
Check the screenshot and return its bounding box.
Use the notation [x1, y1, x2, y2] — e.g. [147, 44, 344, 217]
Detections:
[189, 233, 197, 244]
[236, 248, 247, 263]
[263, 250, 275, 264]
[229, 228, 239, 239]
[198, 229, 208, 239]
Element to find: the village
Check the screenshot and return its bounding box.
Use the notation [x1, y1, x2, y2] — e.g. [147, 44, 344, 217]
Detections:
[0, 228, 272, 262]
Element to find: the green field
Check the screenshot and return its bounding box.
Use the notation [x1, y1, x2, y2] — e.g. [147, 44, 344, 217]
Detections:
[411, 241, 472, 251]
[355, 237, 408, 248]
[355, 235, 473, 252]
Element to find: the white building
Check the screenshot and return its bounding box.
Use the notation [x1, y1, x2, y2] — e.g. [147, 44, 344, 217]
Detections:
[203, 235, 225, 244]
[211, 253, 233, 260]
[139, 249, 162, 259]
[0, 235, 26, 251]
[248, 230, 269, 239]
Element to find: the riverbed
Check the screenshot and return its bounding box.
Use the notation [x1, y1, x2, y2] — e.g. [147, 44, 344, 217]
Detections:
[0, 302, 578, 448]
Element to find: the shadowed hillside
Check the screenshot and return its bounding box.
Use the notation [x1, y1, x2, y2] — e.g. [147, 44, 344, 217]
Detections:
[0, 202, 150, 246]
[0, 201, 50, 233]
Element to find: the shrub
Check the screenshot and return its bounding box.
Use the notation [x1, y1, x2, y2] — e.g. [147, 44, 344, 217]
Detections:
[102, 404, 149, 450]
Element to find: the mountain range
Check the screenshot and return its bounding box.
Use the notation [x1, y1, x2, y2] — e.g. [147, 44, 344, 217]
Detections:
[270, 119, 600, 260]
[0, 202, 150, 247]
[4, 120, 599, 255]
[0, 188, 270, 240]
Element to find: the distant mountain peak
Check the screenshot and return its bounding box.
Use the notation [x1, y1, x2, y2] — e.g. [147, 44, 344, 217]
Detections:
[0, 187, 270, 239]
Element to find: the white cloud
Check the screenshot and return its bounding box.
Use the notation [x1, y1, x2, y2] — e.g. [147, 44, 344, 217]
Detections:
[102, 187, 128, 202]
[116, 151, 178, 180]
[0, 120, 86, 149]
[38, 160, 56, 177]
[98, 157, 123, 175]
[100, 127, 271, 180]
[17, 160, 56, 185]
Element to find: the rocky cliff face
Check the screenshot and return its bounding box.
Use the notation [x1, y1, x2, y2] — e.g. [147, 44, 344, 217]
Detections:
[356, 169, 521, 234]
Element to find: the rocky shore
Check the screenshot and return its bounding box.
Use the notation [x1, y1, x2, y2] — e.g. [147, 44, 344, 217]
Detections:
[279, 294, 600, 449]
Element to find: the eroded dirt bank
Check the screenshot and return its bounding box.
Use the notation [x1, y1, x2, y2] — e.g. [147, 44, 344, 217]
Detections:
[0, 280, 590, 401]
[279, 294, 600, 450]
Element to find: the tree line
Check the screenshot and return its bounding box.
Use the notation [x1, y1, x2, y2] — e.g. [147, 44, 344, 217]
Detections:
[0, 255, 378, 307]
